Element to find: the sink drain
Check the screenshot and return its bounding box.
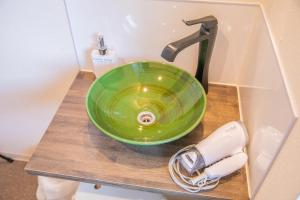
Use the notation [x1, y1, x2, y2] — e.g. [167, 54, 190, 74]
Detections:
[137, 111, 156, 126]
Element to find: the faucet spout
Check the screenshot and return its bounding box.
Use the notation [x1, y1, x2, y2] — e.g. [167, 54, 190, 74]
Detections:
[161, 16, 218, 93]
[161, 30, 208, 62]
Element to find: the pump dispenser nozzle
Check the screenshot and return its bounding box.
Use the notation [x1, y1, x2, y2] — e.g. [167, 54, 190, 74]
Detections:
[97, 34, 107, 55]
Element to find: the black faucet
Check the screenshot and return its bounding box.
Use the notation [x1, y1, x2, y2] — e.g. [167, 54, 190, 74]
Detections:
[161, 16, 218, 93]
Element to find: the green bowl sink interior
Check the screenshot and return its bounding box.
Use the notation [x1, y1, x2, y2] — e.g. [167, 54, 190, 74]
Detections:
[86, 61, 206, 145]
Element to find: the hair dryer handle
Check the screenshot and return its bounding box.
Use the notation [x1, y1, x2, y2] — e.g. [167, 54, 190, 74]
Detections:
[204, 152, 248, 179]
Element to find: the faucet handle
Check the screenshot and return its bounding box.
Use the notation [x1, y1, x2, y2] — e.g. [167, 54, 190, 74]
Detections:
[183, 15, 218, 29]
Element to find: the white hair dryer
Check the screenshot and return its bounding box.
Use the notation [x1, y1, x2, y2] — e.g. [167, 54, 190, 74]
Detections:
[180, 121, 248, 174]
[168, 121, 249, 192]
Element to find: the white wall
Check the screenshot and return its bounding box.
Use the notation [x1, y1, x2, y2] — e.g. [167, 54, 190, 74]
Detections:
[254, 0, 300, 199]
[237, 9, 296, 197]
[0, 0, 79, 160]
[65, 0, 259, 84]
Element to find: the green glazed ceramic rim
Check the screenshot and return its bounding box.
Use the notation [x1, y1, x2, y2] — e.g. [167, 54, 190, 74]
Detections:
[85, 61, 207, 145]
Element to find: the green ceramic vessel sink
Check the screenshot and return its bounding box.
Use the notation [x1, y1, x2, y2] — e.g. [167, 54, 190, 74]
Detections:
[86, 61, 206, 145]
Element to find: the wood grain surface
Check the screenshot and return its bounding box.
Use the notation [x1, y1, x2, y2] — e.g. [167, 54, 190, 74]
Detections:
[25, 72, 248, 200]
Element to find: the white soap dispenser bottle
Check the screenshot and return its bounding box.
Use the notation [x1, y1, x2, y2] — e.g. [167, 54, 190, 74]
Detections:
[91, 34, 121, 77]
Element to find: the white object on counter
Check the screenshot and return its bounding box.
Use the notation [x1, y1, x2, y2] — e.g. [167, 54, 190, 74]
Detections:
[91, 49, 122, 78]
[180, 121, 248, 174]
[190, 152, 248, 185]
[169, 146, 248, 193]
[195, 121, 248, 164]
[91, 34, 123, 78]
[36, 176, 79, 200]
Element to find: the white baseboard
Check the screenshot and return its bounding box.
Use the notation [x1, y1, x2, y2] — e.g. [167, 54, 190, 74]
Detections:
[208, 81, 239, 87]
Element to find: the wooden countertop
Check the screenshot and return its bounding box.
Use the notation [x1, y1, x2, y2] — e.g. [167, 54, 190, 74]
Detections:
[25, 72, 248, 200]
